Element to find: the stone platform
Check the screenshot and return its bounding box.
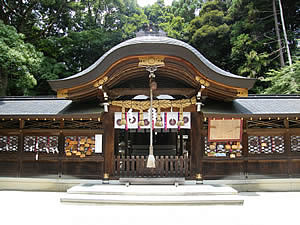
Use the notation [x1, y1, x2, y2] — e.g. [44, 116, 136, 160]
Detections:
[61, 183, 244, 205]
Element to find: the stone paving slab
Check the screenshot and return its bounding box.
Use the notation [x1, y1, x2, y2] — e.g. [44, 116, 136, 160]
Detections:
[61, 193, 244, 205]
[67, 184, 238, 196]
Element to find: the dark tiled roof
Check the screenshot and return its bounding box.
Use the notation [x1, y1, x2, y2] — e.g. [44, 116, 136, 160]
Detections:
[0, 96, 299, 117]
[0, 98, 71, 115]
[0, 97, 102, 116]
[48, 36, 256, 90]
[202, 95, 300, 116]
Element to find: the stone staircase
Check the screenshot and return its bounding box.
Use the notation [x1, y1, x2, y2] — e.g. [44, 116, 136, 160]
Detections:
[60, 180, 244, 205]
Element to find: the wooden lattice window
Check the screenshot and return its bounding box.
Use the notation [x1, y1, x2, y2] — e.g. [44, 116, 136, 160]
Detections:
[63, 120, 102, 129]
[247, 119, 285, 129]
[289, 120, 300, 128]
[291, 136, 300, 152]
[248, 135, 284, 154]
[24, 120, 61, 129]
[0, 136, 18, 152]
[204, 136, 242, 158]
[0, 120, 19, 129]
[24, 136, 59, 153]
[65, 136, 95, 157]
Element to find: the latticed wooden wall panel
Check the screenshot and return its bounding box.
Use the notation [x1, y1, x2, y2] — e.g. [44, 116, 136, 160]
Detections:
[63, 120, 102, 129]
[248, 135, 285, 154]
[23, 136, 59, 153]
[291, 136, 300, 152]
[0, 136, 19, 152]
[24, 120, 61, 129]
[289, 120, 300, 128]
[0, 120, 19, 129]
[247, 119, 285, 128]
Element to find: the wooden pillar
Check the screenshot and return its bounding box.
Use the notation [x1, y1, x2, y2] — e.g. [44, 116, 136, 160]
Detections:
[179, 130, 183, 156]
[242, 119, 248, 179]
[58, 131, 65, 178]
[191, 112, 203, 179]
[284, 118, 292, 177]
[18, 119, 24, 177]
[103, 112, 114, 179]
[18, 130, 24, 178]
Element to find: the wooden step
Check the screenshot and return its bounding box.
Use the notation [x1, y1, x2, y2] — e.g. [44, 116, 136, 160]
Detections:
[61, 194, 244, 205]
[67, 184, 239, 196]
[119, 177, 185, 185]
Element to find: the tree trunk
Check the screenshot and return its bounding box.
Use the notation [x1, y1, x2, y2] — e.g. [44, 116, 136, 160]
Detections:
[278, 0, 293, 67]
[0, 70, 8, 96]
[273, 0, 285, 67]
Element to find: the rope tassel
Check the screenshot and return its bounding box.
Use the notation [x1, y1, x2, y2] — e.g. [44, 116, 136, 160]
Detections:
[138, 110, 144, 126]
[177, 103, 184, 126]
[121, 106, 126, 125]
[155, 107, 163, 127]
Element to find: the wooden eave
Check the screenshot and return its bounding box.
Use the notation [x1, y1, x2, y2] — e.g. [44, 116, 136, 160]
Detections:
[57, 55, 249, 101]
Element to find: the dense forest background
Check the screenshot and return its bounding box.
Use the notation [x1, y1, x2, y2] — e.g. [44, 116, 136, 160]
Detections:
[0, 0, 299, 96]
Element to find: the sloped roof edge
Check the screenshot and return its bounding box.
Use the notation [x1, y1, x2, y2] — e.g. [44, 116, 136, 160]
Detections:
[48, 36, 256, 90]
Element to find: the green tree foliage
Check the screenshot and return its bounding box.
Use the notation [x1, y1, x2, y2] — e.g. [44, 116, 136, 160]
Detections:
[0, 0, 76, 41]
[263, 60, 300, 94]
[120, 0, 149, 38]
[228, 0, 298, 82]
[170, 0, 202, 23]
[0, 0, 299, 96]
[230, 34, 269, 78]
[186, 0, 231, 69]
[0, 20, 42, 96]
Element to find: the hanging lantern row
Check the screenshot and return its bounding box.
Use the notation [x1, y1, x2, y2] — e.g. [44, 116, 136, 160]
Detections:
[113, 97, 196, 128]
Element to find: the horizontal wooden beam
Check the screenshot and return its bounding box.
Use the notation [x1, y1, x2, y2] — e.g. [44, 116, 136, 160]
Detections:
[108, 88, 196, 98]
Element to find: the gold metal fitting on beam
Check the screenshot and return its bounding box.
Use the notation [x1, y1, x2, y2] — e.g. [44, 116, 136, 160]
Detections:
[57, 89, 68, 98]
[138, 56, 165, 67]
[94, 76, 109, 88]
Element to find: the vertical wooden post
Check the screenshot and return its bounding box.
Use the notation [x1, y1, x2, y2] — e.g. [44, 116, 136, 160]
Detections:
[191, 112, 203, 179]
[18, 119, 24, 177]
[179, 130, 183, 156]
[103, 112, 114, 179]
[58, 120, 64, 179]
[18, 131, 24, 178]
[242, 119, 248, 179]
[284, 118, 292, 177]
[58, 131, 64, 178]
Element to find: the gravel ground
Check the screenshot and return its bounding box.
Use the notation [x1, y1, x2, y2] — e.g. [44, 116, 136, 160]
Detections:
[0, 191, 299, 225]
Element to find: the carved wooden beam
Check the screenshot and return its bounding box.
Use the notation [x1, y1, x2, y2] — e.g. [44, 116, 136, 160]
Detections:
[108, 88, 195, 98]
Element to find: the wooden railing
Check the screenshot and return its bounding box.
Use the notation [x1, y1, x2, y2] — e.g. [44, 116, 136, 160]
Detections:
[114, 155, 191, 178]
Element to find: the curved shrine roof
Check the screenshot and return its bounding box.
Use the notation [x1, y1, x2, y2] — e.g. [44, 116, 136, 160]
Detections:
[48, 36, 255, 91]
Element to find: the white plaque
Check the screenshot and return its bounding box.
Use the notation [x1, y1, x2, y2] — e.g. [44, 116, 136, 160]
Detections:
[95, 134, 102, 153]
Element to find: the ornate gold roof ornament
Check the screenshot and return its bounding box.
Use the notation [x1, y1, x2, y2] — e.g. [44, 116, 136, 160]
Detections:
[138, 56, 165, 67]
[195, 76, 210, 87]
[93, 76, 109, 88]
[237, 88, 248, 97]
[121, 104, 126, 125]
[57, 89, 68, 98]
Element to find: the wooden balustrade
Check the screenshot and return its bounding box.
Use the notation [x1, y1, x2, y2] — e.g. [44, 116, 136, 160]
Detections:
[114, 155, 191, 178]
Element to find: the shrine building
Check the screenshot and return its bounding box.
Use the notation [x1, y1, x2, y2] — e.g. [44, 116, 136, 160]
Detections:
[0, 30, 300, 183]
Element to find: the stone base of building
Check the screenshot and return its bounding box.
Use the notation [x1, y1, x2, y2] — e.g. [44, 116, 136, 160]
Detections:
[1, 177, 300, 192]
